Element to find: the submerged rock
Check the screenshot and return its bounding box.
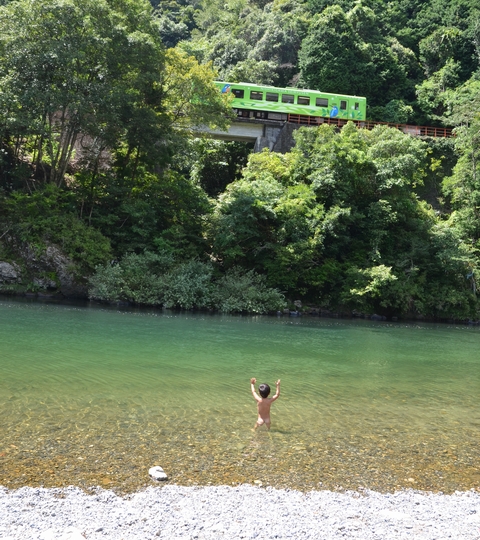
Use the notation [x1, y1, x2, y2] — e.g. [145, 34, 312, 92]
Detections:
[149, 466, 168, 481]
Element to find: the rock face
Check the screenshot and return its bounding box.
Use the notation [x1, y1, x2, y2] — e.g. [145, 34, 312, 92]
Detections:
[43, 245, 85, 297]
[0, 243, 88, 298]
[20, 243, 88, 298]
[0, 262, 21, 283]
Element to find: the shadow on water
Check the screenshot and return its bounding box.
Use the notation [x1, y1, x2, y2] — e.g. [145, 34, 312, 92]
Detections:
[0, 297, 479, 493]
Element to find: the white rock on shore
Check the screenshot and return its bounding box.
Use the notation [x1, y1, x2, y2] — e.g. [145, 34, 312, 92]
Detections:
[148, 466, 168, 481]
[0, 484, 479, 539]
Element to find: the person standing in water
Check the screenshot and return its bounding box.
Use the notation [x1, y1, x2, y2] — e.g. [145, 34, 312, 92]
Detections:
[250, 378, 280, 430]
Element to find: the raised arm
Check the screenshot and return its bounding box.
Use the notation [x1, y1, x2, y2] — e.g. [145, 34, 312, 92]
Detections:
[271, 379, 281, 401]
[250, 378, 261, 402]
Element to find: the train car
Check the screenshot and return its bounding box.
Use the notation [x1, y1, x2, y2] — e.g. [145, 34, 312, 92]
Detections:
[215, 81, 367, 122]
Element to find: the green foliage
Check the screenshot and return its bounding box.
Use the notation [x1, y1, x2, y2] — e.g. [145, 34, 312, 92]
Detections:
[342, 264, 398, 312]
[442, 78, 480, 249]
[163, 260, 213, 309]
[155, 0, 196, 49]
[419, 27, 465, 77]
[163, 47, 234, 133]
[185, 0, 309, 85]
[298, 5, 411, 110]
[370, 100, 414, 124]
[298, 7, 359, 95]
[181, 139, 251, 197]
[89, 253, 286, 313]
[208, 123, 477, 317]
[0, 186, 111, 276]
[214, 267, 286, 313]
[89, 251, 173, 304]
[88, 264, 125, 303]
[416, 59, 461, 121]
[0, 0, 168, 187]
[2, 0, 480, 320]
[81, 168, 212, 258]
[165, 0, 479, 121]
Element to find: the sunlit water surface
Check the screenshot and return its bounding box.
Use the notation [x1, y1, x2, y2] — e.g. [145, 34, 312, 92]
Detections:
[1, 299, 479, 493]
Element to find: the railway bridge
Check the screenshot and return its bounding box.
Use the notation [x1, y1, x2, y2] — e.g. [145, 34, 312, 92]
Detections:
[204, 115, 453, 153]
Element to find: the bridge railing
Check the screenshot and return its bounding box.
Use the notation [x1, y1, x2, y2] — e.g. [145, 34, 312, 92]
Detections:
[286, 115, 453, 138]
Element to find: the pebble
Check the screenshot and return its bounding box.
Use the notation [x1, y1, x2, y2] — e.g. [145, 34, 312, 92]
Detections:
[0, 484, 479, 539]
[148, 466, 168, 481]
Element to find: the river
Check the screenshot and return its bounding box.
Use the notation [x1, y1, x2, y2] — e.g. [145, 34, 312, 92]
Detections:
[0, 298, 479, 493]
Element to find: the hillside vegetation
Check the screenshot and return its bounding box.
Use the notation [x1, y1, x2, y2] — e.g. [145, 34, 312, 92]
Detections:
[0, 0, 479, 318]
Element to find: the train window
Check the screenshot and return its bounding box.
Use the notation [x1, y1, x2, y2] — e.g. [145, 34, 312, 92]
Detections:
[298, 96, 310, 105]
[316, 98, 328, 107]
[232, 89, 244, 98]
[282, 94, 294, 104]
[340, 100, 347, 110]
[354, 102, 359, 110]
[250, 91, 263, 100]
[266, 92, 279, 102]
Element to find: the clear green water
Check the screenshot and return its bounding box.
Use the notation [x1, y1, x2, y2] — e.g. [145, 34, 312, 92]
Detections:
[1, 298, 479, 493]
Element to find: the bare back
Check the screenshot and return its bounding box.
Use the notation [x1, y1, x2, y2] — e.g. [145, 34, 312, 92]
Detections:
[256, 397, 275, 422]
[250, 378, 280, 430]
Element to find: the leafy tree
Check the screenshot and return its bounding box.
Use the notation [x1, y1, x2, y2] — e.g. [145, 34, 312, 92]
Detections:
[89, 253, 286, 312]
[154, 0, 197, 47]
[184, 139, 251, 197]
[298, 5, 411, 111]
[163, 260, 214, 308]
[298, 6, 361, 96]
[442, 78, 480, 247]
[89, 250, 173, 304]
[210, 148, 327, 295]
[81, 168, 212, 258]
[209, 123, 477, 317]
[162, 47, 234, 134]
[227, 58, 279, 86]
[246, 0, 310, 85]
[419, 27, 465, 77]
[0, 0, 168, 187]
[416, 59, 461, 122]
[187, 0, 308, 85]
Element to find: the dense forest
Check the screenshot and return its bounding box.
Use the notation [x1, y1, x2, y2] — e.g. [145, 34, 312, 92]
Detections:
[0, 0, 479, 318]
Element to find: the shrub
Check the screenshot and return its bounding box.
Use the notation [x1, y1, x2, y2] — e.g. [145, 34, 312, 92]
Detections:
[120, 251, 173, 305]
[88, 250, 174, 304]
[89, 256, 287, 313]
[163, 260, 213, 309]
[88, 264, 124, 303]
[213, 267, 286, 313]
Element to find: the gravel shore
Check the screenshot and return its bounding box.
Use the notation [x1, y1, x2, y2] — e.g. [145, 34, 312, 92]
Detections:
[1, 484, 479, 539]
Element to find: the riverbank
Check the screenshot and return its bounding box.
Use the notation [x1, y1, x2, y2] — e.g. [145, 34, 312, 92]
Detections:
[1, 484, 479, 539]
[2, 291, 480, 325]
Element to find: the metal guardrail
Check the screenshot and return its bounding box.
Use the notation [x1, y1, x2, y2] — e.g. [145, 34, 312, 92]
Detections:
[287, 115, 453, 138]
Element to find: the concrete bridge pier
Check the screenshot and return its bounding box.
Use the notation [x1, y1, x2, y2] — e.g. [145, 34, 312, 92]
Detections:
[253, 122, 301, 153]
[204, 119, 300, 154]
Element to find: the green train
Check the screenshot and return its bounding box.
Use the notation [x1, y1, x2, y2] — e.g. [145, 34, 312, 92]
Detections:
[215, 81, 367, 122]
